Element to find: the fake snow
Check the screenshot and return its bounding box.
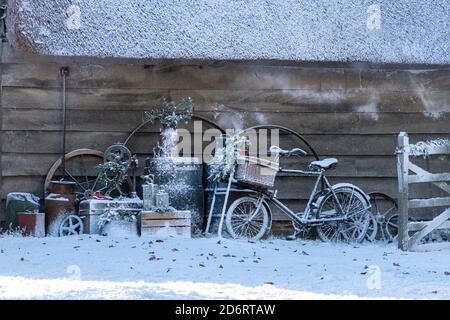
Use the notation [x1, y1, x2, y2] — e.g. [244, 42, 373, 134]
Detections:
[1, 235, 450, 299]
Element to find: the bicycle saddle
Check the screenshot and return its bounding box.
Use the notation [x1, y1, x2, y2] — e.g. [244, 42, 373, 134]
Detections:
[269, 146, 307, 157]
[310, 158, 338, 170]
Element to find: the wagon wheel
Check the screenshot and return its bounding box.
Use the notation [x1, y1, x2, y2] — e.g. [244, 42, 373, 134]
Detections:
[365, 213, 379, 242]
[45, 149, 106, 200]
[368, 192, 398, 241]
[59, 214, 84, 236]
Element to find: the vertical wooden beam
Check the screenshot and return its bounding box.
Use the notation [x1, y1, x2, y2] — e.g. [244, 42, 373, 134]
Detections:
[397, 132, 410, 251]
[0, 41, 3, 224]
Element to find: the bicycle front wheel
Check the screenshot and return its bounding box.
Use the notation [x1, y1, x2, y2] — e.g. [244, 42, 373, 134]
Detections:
[316, 187, 370, 243]
[225, 196, 271, 240]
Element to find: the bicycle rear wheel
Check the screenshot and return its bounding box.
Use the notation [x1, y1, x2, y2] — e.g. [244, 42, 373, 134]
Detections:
[316, 187, 370, 243]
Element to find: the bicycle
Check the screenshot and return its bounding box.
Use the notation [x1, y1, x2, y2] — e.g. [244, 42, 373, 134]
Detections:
[210, 145, 372, 243]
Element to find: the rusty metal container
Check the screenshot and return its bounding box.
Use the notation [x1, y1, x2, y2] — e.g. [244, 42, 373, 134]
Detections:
[44, 181, 78, 236]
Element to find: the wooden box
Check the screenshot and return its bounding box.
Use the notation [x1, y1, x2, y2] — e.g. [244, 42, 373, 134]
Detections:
[140, 211, 191, 238]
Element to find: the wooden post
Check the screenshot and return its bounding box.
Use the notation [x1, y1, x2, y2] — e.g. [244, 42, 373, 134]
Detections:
[397, 132, 410, 251]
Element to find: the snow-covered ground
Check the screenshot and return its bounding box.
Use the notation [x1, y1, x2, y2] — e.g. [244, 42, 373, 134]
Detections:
[0, 234, 449, 299]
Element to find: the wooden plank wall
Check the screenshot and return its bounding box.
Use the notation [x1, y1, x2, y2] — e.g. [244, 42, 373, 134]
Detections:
[1, 43, 450, 232]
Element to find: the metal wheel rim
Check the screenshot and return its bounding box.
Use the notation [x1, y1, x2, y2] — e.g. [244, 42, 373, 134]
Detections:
[316, 189, 370, 243]
[59, 214, 84, 236]
[368, 192, 398, 241]
[365, 214, 378, 242]
[226, 197, 270, 240]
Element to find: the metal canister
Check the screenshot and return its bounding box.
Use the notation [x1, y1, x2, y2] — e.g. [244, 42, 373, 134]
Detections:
[44, 181, 77, 236]
[145, 157, 204, 236]
[143, 183, 158, 210]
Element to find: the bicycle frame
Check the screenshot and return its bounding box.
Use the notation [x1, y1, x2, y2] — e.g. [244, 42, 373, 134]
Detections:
[259, 167, 347, 226]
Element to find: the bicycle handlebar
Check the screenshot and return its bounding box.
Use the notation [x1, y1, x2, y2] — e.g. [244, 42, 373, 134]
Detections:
[269, 146, 307, 157]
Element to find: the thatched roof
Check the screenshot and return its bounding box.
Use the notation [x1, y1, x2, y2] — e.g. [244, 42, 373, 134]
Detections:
[6, 0, 450, 64]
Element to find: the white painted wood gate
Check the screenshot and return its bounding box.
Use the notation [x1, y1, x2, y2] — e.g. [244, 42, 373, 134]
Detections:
[397, 132, 450, 251]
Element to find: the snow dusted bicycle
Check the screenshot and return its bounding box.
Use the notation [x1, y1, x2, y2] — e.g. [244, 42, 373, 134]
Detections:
[207, 143, 372, 243]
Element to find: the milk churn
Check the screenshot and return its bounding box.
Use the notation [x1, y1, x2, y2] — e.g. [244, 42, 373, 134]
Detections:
[44, 181, 77, 235]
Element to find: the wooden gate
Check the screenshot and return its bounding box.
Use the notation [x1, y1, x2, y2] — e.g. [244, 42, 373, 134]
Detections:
[397, 132, 450, 251]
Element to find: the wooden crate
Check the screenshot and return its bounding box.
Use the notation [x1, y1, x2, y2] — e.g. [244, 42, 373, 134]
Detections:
[140, 211, 191, 238]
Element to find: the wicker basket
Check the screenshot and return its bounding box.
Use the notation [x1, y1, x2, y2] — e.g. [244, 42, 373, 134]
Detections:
[234, 156, 279, 188]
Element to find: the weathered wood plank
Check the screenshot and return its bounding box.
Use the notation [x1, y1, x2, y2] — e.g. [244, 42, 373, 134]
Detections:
[4, 109, 450, 134]
[4, 130, 450, 158]
[2, 86, 449, 113]
[397, 132, 409, 250]
[9, 152, 447, 179]
[408, 197, 450, 209]
[1, 63, 323, 90]
[1, 176, 45, 199]
[408, 173, 450, 184]
[3, 56, 449, 92]
[346, 68, 450, 91]
[141, 226, 191, 237]
[141, 211, 191, 220]
[408, 208, 450, 249]
[142, 219, 191, 227]
[408, 221, 450, 232]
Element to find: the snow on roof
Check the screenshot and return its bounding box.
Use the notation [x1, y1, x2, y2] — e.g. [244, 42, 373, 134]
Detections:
[6, 0, 450, 64]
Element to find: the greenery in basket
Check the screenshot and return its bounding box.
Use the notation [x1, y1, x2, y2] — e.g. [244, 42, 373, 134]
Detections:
[207, 134, 249, 182]
[144, 97, 193, 129]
